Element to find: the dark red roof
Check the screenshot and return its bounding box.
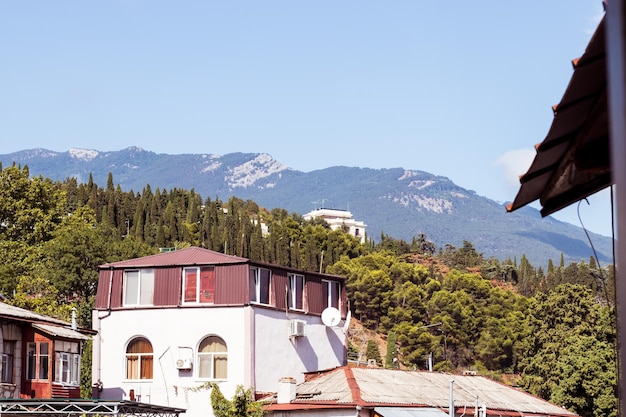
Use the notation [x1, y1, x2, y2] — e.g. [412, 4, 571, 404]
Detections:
[507, 11, 610, 216]
[100, 246, 248, 269]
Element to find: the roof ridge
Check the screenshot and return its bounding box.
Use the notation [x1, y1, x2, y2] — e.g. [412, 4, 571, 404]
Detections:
[343, 366, 364, 406]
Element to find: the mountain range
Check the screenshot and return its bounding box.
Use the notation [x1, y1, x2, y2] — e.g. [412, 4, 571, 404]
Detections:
[0, 147, 613, 268]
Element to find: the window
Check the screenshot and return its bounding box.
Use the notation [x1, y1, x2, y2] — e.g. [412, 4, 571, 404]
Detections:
[249, 267, 271, 305]
[1, 341, 15, 384]
[183, 267, 215, 303]
[26, 342, 49, 381]
[125, 337, 153, 380]
[322, 279, 341, 309]
[54, 340, 81, 385]
[197, 336, 227, 380]
[123, 269, 155, 306]
[288, 273, 305, 310]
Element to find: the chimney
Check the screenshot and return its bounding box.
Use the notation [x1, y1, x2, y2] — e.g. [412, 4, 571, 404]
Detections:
[277, 377, 297, 404]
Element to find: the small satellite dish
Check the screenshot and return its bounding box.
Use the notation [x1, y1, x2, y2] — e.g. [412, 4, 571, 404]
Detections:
[321, 307, 341, 327]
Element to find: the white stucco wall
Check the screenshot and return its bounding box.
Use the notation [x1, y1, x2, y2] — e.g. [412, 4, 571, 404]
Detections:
[93, 305, 347, 417]
[253, 308, 347, 392]
[93, 306, 252, 416]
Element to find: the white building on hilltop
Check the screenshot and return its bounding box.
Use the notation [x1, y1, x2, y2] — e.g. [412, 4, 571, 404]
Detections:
[303, 208, 367, 243]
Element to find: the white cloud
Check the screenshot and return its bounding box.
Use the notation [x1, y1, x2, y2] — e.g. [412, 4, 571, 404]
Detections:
[495, 148, 536, 189]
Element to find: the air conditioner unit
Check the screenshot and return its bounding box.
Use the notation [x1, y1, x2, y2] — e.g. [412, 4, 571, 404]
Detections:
[289, 319, 306, 338]
[176, 358, 193, 370]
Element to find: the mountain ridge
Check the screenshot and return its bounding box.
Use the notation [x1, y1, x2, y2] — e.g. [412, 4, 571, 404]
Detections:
[0, 147, 613, 268]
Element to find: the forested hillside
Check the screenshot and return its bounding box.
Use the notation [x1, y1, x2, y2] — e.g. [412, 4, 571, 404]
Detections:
[0, 164, 616, 417]
[0, 148, 614, 267]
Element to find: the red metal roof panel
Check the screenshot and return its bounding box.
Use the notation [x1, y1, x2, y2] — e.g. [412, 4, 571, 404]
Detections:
[100, 246, 248, 269]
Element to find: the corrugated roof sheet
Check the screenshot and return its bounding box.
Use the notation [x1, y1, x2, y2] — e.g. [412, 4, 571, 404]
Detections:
[287, 368, 578, 416]
[374, 407, 448, 417]
[0, 302, 70, 326]
[295, 367, 353, 403]
[0, 302, 94, 339]
[100, 246, 248, 268]
[32, 323, 91, 341]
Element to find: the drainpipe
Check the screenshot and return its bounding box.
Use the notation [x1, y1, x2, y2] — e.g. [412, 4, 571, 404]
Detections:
[94, 267, 114, 394]
[249, 306, 256, 390]
[449, 380, 454, 417]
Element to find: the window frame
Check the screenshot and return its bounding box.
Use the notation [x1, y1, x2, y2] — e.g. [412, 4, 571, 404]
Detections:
[249, 267, 272, 305]
[182, 266, 215, 304]
[54, 340, 81, 386]
[196, 336, 228, 381]
[125, 337, 154, 381]
[26, 341, 50, 381]
[322, 279, 341, 310]
[1, 340, 15, 384]
[123, 269, 155, 306]
[288, 273, 305, 311]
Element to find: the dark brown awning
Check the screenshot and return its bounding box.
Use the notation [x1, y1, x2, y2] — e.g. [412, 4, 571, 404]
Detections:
[506, 12, 611, 217]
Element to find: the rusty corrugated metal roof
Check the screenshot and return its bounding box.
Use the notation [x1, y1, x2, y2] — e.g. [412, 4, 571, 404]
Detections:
[507, 10, 610, 217]
[295, 367, 354, 403]
[273, 367, 578, 416]
[0, 302, 72, 327]
[374, 407, 448, 417]
[32, 323, 92, 341]
[0, 302, 95, 337]
[100, 246, 248, 269]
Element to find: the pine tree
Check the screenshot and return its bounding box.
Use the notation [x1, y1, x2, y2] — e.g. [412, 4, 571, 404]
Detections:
[365, 339, 382, 366]
[385, 331, 398, 368]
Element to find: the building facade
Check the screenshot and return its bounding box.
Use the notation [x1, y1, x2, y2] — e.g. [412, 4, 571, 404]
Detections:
[92, 247, 348, 417]
[0, 302, 92, 400]
[303, 208, 367, 243]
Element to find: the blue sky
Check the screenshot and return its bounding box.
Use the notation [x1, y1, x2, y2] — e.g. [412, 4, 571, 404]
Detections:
[0, 1, 613, 238]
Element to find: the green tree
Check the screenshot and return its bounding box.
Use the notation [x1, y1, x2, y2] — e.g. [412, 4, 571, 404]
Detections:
[10, 275, 74, 320]
[551, 335, 617, 417]
[365, 339, 382, 366]
[210, 384, 264, 417]
[33, 206, 113, 299]
[519, 284, 616, 416]
[385, 331, 398, 368]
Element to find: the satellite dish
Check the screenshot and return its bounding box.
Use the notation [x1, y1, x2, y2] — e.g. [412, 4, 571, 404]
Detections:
[321, 307, 341, 327]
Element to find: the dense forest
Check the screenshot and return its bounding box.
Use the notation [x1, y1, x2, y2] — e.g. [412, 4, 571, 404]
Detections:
[0, 164, 617, 417]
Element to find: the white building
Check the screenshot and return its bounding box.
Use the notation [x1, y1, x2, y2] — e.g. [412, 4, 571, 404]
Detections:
[92, 247, 349, 417]
[303, 208, 367, 243]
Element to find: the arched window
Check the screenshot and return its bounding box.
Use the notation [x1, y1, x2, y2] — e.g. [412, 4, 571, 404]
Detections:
[126, 337, 153, 380]
[197, 336, 227, 380]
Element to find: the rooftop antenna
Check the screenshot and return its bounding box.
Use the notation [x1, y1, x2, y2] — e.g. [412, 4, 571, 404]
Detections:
[311, 199, 327, 210]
